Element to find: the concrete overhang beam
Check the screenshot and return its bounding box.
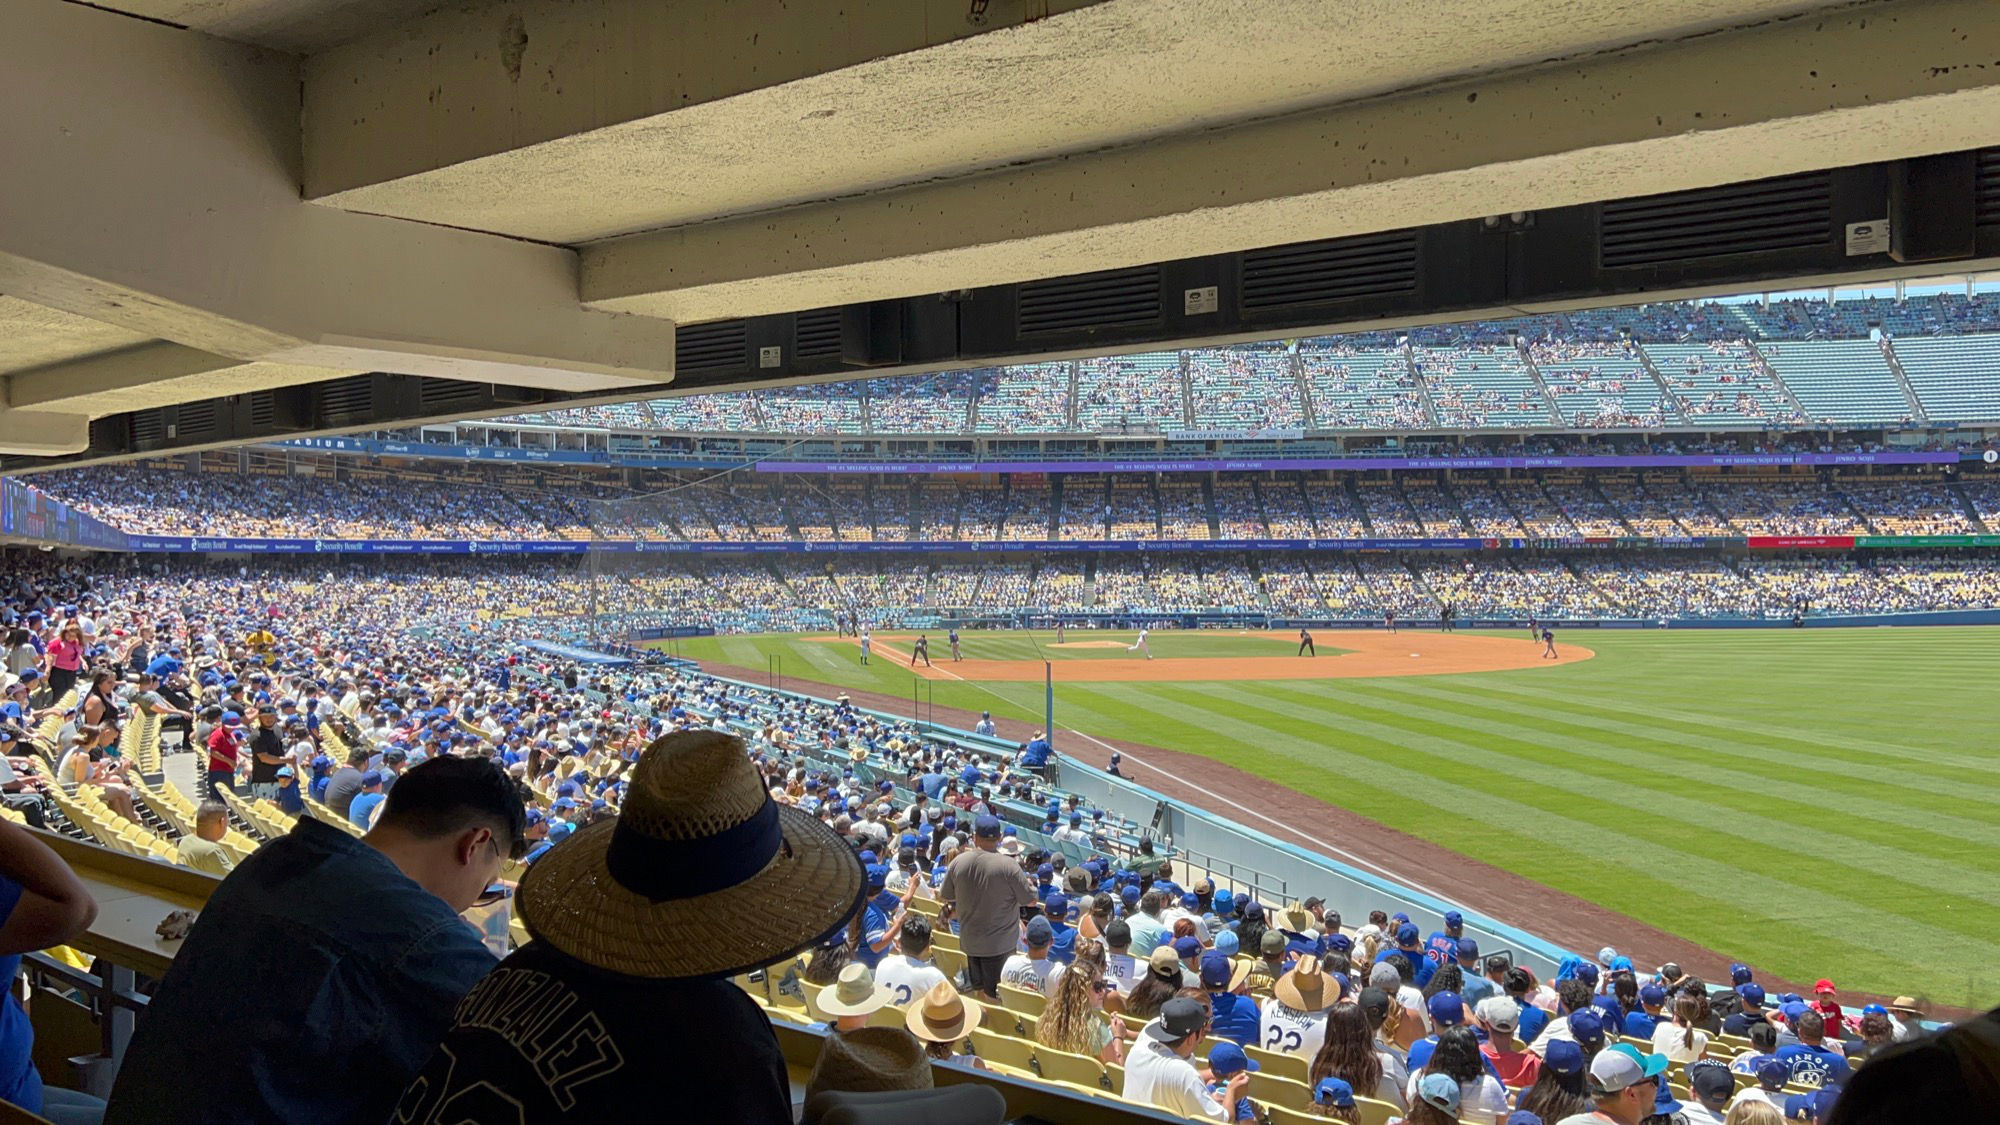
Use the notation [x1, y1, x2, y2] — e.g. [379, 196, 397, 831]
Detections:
[0, 0, 676, 399]
[576, 0, 2000, 324]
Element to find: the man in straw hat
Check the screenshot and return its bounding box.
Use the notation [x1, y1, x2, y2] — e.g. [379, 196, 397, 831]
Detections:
[1263, 956, 1345, 1059]
[108, 755, 527, 1125]
[392, 731, 865, 1123]
[805, 1026, 932, 1101]
[815, 962, 894, 1034]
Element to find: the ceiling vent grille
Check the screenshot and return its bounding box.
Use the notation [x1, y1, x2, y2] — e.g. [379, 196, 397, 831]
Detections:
[417, 379, 486, 411]
[317, 375, 376, 424]
[1019, 266, 1161, 335]
[676, 321, 749, 371]
[1976, 147, 2000, 228]
[247, 391, 276, 427]
[1241, 230, 1419, 311]
[174, 400, 217, 439]
[1600, 171, 1832, 269]
[794, 308, 843, 359]
[127, 412, 163, 448]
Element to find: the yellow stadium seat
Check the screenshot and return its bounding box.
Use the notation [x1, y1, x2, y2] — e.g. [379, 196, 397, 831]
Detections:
[1244, 1069, 1313, 1111]
[1245, 1044, 1311, 1083]
[999, 983, 1046, 1018]
[968, 1028, 1036, 1077]
[1033, 1045, 1108, 1090]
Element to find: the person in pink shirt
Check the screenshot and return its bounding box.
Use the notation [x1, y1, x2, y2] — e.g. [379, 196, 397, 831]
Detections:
[41, 624, 84, 702]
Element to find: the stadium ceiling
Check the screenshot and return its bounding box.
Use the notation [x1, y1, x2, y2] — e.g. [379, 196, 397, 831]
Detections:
[3, 0, 2000, 470]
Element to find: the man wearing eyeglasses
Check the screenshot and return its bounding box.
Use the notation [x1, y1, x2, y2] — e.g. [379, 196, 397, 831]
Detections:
[106, 756, 528, 1125]
[1554, 1042, 1671, 1125]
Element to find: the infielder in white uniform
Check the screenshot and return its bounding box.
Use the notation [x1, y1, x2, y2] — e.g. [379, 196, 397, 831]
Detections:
[1128, 625, 1153, 659]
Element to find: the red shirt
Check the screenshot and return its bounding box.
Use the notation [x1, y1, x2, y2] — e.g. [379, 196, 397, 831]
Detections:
[1811, 999, 1847, 1037]
[206, 726, 241, 773]
[1481, 1041, 1541, 1088]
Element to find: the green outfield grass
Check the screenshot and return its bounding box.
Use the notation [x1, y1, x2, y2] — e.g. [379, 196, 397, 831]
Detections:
[667, 626, 2000, 1005]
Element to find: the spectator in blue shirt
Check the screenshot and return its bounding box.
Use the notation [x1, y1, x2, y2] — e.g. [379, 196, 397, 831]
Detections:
[105, 755, 526, 1125]
[1625, 982, 1668, 1040]
[0, 817, 101, 1124]
[1020, 732, 1053, 774]
[1776, 1010, 1852, 1088]
[346, 770, 387, 829]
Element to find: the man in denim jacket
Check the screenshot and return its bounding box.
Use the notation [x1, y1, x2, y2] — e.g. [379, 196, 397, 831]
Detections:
[105, 756, 525, 1125]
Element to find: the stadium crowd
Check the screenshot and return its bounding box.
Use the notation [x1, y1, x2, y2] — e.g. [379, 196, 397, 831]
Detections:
[0, 550, 1980, 1122]
[37, 460, 2000, 547]
[486, 292, 2000, 437]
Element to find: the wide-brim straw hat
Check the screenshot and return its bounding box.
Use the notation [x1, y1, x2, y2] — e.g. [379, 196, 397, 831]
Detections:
[817, 962, 895, 1018]
[805, 1027, 934, 1101]
[1275, 957, 1338, 1012]
[518, 729, 866, 978]
[906, 980, 982, 1043]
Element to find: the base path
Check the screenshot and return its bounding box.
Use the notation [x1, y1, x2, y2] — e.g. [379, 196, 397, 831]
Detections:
[692, 657, 1969, 1020]
[817, 631, 1591, 682]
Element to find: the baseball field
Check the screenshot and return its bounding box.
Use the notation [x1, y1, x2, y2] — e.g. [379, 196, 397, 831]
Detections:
[666, 625, 1999, 1010]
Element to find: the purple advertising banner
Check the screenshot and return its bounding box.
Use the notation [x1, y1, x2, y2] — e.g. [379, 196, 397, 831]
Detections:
[755, 452, 1958, 475]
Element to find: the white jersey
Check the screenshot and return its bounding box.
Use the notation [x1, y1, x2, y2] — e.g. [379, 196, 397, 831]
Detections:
[1000, 953, 1059, 994]
[1259, 1001, 1330, 1059]
[873, 953, 949, 1007]
[1104, 951, 1141, 995]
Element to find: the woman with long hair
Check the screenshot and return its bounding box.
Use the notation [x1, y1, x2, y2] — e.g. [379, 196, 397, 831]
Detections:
[1421, 963, 1463, 1001]
[1036, 940, 1125, 1064]
[1514, 1039, 1590, 1122]
[1410, 1026, 1509, 1121]
[80, 670, 118, 727]
[1123, 948, 1183, 1021]
[1652, 991, 1712, 1063]
[1308, 1000, 1404, 1109]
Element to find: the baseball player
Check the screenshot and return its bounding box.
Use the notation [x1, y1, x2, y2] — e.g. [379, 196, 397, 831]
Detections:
[859, 625, 872, 665]
[1127, 625, 1152, 660]
[1056, 620, 1066, 644]
[1297, 627, 1315, 657]
[912, 634, 932, 667]
[948, 627, 962, 662]
[1541, 626, 1557, 659]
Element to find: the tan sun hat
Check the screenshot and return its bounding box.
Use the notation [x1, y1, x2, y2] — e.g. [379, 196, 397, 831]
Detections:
[906, 980, 982, 1043]
[1274, 956, 1340, 1012]
[816, 962, 894, 1018]
[1281, 902, 1317, 933]
[517, 729, 865, 978]
[805, 1026, 933, 1101]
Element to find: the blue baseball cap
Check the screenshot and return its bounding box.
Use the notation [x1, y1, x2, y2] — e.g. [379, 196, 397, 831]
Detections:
[1427, 992, 1465, 1027]
[1213, 931, 1239, 957]
[973, 815, 1001, 838]
[865, 864, 888, 890]
[1391, 912, 1409, 924]
[1730, 962, 1754, 985]
[1576, 963, 1601, 985]
[1313, 1077, 1354, 1108]
[1542, 1038, 1585, 1075]
[1783, 1088, 1839, 1121]
[547, 822, 575, 843]
[360, 770, 383, 788]
[1199, 952, 1235, 990]
[1045, 894, 1068, 919]
[1024, 916, 1054, 947]
[1861, 1002, 1888, 1016]
[1641, 983, 1668, 1006]
[1456, 937, 1479, 959]
[1567, 1009, 1606, 1046]
[1213, 888, 1235, 912]
[1207, 1041, 1258, 1078]
[1180, 892, 1200, 910]
[1171, 936, 1201, 960]
[1396, 922, 1419, 944]
[1738, 983, 1766, 1007]
[524, 808, 546, 827]
[1443, 910, 1463, 930]
[1119, 884, 1140, 904]
[1756, 1059, 1792, 1088]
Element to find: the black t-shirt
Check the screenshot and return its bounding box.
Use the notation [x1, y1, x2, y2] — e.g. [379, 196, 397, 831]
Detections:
[248, 727, 286, 783]
[391, 942, 791, 1124]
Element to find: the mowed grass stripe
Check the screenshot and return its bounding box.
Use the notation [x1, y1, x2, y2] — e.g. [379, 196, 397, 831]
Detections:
[1142, 683, 1999, 967]
[1422, 674, 2000, 778]
[1200, 681, 2000, 926]
[1345, 678, 2000, 845]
